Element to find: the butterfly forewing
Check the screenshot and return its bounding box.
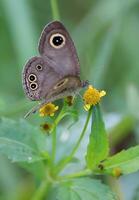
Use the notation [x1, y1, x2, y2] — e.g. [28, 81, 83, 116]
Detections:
[38, 21, 80, 77]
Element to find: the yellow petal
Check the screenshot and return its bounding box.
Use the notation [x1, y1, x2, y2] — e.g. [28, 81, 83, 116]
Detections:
[100, 90, 106, 97]
[83, 85, 106, 107]
[54, 106, 59, 111]
[84, 104, 91, 111]
[39, 103, 59, 117]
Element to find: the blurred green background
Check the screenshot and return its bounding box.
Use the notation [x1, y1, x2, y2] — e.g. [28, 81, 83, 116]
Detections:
[0, 0, 139, 199]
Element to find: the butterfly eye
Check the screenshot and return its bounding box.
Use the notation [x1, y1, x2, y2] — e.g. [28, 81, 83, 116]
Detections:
[36, 64, 43, 71]
[50, 33, 66, 49]
[28, 74, 37, 82]
[30, 82, 38, 90]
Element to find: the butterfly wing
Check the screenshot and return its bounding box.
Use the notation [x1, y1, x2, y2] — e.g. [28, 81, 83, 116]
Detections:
[22, 56, 61, 101]
[22, 21, 88, 118]
[38, 21, 80, 77]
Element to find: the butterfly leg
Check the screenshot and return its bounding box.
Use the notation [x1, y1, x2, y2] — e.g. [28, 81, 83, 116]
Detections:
[24, 100, 50, 118]
[77, 92, 84, 102]
[24, 96, 59, 118]
[24, 103, 41, 118]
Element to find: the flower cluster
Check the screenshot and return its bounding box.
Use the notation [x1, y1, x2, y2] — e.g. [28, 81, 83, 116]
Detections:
[83, 85, 106, 111]
[39, 85, 106, 117]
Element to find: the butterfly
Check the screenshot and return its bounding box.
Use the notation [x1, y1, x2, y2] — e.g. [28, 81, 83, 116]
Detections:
[22, 21, 88, 118]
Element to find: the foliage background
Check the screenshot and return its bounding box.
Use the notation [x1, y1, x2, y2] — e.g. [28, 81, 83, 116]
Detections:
[0, 0, 139, 199]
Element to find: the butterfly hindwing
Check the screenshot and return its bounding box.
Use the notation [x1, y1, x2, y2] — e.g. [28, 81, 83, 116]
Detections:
[22, 56, 61, 100]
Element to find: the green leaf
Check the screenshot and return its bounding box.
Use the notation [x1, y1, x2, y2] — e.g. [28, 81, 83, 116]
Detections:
[48, 178, 117, 200]
[102, 145, 139, 175]
[86, 105, 109, 169]
[0, 118, 48, 162]
[0, 137, 41, 162]
[20, 161, 45, 180]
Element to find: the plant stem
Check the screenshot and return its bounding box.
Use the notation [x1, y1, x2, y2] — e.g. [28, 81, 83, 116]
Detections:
[61, 169, 92, 179]
[60, 168, 105, 179]
[56, 108, 92, 174]
[31, 179, 50, 200]
[106, 176, 124, 200]
[51, 104, 66, 166]
[50, 0, 60, 20]
[51, 126, 57, 165]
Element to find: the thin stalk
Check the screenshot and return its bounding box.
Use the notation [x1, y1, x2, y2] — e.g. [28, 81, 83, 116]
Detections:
[56, 108, 92, 174]
[31, 179, 51, 200]
[51, 104, 66, 166]
[61, 169, 92, 179]
[106, 176, 124, 200]
[50, 0, 60, 20]
[51, 126, 57, 165]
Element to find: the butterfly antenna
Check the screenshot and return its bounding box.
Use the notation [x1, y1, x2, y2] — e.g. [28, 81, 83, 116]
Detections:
[24, 105, 39, 118]
[24, 99, 50, 118]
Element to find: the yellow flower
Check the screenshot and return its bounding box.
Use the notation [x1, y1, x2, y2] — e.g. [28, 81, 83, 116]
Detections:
[83, 85, 106, 111]
[39, 103, 59, 117]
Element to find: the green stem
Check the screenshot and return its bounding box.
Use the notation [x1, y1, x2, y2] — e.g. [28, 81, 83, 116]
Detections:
[61, 169, 92, 179]
[51, 126, 57, 165]
[106, 176, 124, 200]
[31, 179, 50, 200]
[51, 104, 66, 166]
[56, 108, 92, 174]
[50, 0, 60, 20]
[60, 168, 106, 180]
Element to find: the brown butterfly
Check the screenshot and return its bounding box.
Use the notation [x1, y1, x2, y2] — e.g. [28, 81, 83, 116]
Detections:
[22, 21, 88, 118]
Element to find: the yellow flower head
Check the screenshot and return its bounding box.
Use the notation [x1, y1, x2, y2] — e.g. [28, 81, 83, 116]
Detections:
[83, 85, 106, 111]
[39, 103, 59, 117]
